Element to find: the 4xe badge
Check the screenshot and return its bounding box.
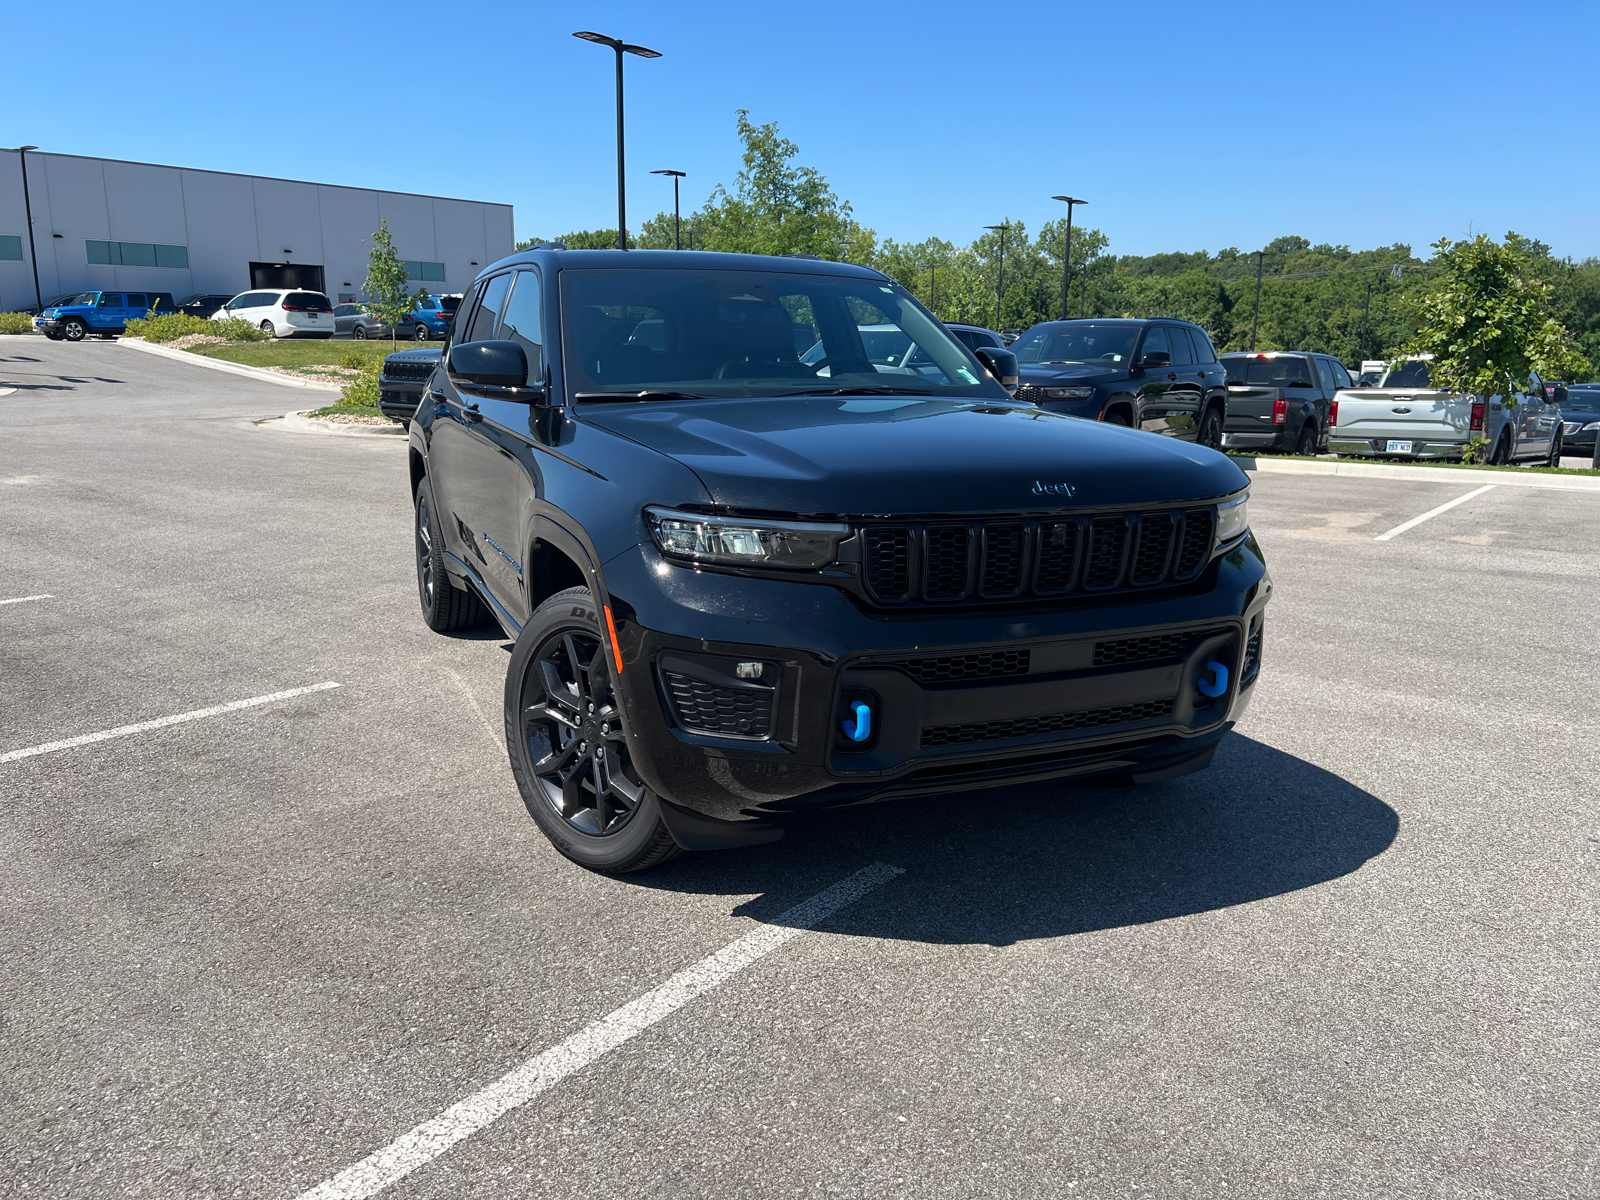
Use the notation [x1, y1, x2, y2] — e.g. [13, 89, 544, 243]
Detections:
[1031, 480, 1076, 497]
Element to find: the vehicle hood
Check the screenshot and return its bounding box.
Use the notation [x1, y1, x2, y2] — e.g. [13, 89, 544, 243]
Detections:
[385, 347, 443, 364]
[1016, 362, 1128, 388]
[581, 395, 1245, 515]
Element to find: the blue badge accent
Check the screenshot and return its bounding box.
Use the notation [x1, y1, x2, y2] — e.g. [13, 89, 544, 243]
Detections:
[842, 701, 872, 742]
[1197, 661, 1229, 698]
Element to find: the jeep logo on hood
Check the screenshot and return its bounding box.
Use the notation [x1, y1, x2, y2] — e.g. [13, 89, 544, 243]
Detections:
[1032, 480, 1076, 497]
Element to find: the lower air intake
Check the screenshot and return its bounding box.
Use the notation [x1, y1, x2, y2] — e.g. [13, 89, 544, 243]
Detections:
[663, 672, 774, 738]
[921, 698, 1174, 747]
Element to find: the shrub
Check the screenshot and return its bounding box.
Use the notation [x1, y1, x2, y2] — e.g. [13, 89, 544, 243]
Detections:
[340, 355, 383, 408]
[340, 349, 371, 370]
[123, 312, 268, 343]
[0, 311, 35, 335]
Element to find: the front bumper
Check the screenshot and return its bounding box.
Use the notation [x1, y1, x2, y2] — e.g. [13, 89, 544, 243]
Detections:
[379, 380, 426, 422]
[34, 317, 59, 333]
[1221, 429, 1289, 452]
[1328, 436, 1465, 460]
[602, 535, 1271, 824]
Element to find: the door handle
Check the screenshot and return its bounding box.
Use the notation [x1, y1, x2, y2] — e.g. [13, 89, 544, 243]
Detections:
[462, 401, 483, 423]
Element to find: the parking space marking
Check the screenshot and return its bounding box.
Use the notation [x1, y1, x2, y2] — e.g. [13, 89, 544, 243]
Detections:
[1374, 484, 1497, 541]
[0, 593, 53, 606]
[0, 682, 341, 764]
[294, 860, 906, 1200]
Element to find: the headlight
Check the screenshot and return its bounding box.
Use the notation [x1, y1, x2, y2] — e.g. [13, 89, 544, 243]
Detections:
[1584, 421, 1600, 432]
[1216, 492, 1250, 543]
[1044, 386, 1095, 399]
[646, 507, 851, 570]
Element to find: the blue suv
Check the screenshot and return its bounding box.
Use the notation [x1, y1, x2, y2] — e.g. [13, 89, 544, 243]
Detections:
[35, 290, 176, 342]
[408, 294, 462, 341]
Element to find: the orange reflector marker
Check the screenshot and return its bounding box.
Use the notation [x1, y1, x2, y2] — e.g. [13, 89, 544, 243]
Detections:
[604, 605, 624, 674]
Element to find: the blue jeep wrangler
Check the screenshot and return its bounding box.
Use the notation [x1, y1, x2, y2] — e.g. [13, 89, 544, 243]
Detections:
[35, 290, 177, 342]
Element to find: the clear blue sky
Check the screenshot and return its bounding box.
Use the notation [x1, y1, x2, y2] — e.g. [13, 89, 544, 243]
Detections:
[6, 0, 1596, 261]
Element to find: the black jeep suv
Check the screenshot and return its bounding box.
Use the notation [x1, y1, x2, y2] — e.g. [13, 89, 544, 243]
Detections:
[1010, 318, 1229, 447]
[408, 249, 1270, 872]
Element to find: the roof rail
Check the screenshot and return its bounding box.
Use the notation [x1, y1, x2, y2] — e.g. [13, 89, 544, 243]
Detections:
[783, 253, 821, 260]
[529, 241, 567, 251]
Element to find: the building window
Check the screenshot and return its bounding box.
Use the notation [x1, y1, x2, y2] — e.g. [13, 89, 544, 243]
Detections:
[403, 260, 447, 282]
[0, 235, 22, 262]
[86, 240, 190, 269]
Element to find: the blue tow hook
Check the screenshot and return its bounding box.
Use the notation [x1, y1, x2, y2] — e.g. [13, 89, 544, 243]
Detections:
[842, 701, 872, 742]
[1197, 661, 1229, 699]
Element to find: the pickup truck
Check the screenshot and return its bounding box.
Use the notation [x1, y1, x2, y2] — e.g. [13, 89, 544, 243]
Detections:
[1327, 355, 1564, 466]
[405, 247, 1271, 872]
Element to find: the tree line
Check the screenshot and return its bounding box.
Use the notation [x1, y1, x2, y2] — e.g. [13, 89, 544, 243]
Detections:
[522, 112, 1600, 378]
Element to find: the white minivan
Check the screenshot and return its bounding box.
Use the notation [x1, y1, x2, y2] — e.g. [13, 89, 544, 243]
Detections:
[212, 289, 334, 339]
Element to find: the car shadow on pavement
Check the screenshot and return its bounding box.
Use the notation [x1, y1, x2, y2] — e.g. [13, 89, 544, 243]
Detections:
[633, 733, 1397, 946]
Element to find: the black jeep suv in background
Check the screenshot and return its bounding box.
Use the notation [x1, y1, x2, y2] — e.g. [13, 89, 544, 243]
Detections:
[408, 249, 1271, 872]
[1010, 318, 1229, 447]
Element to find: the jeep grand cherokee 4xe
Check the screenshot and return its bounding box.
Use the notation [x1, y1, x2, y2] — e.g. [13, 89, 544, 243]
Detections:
[408, 249, 1270, 872]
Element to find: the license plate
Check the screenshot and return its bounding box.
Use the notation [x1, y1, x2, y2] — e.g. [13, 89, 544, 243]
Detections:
[1386, 440, 1413, 453]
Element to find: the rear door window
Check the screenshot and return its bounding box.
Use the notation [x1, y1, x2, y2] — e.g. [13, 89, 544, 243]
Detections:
[124, 293, 148, 311]
[1314, 357, 1338, 393]
[1165, 326, 1195, 365]
[1189, 328, 1217, 362]
[1329, 359, 1353, 388]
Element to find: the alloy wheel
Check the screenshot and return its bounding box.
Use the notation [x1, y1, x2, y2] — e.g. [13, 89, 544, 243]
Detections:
[519, 630, 643, 837]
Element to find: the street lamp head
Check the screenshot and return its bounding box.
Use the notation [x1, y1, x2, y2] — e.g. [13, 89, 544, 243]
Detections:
[1052, 195, 1087, 205]
[622, 43, 662, 58]
[573, 30, 619, 47]
[7, 145, 39, 153]
[651, 169, 686, 178]
[984, 223, 1009, 231]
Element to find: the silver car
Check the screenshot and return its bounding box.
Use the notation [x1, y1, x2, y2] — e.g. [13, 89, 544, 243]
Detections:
[333, 303, 415, 340]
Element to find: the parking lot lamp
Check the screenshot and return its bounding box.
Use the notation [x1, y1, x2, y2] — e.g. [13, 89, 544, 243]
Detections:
[1249, 249, 1265, 351]
[984, 223, 1010, 330]
[573, 32, 662, 251]
[1051, 196, 1085, 320]
[651, 169, 686, 249]
[7, 146, 42, 313]
[1360, 278, 1373, 362]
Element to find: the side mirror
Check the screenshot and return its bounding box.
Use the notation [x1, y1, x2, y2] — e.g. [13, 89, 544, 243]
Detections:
[447, 340, 544, 400]
[973, 346, 1019, 388]
[1140, 351, 1171, 368]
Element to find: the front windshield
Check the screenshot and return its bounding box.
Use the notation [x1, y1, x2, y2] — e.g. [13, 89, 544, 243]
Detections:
[1382, 360, 1431, 388]
[559, 268, 1002, 399]
[60, 293, 96, 307]
[1010, 322, 1141, 365]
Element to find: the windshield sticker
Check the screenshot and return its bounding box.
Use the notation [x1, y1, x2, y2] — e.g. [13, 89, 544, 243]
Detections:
[957, 368, 980, 384]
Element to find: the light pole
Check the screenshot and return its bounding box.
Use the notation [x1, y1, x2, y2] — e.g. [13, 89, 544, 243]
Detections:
[984, 222, 1010, 330]
[7, 145, 42, 312]
[927, 261, 936, 314]
[573, 31, 662, 251]
[1360, 278, 1373, 362]
[1249, 249, 1265, 351]
[651, 169, 686, 249]
[1051, 195, 1085, 321]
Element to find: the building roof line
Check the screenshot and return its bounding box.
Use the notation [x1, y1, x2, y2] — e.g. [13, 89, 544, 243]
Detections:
[0, 147, 512, 211]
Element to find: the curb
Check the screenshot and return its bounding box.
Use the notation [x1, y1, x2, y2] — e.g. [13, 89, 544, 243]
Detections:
[1233, 455, 1600, 493]
[117, 337, 343, 392]
[272, 409, 406, 437]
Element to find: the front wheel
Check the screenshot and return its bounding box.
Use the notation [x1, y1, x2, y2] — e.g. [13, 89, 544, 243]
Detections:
[1196, 405, 1224, 450]
[505, 587, 682, 873]
[1103, 407, 1131, 427]
[61, 318, 88, 342]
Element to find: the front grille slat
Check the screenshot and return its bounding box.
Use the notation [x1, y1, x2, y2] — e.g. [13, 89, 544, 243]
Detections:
[922, 699, 1174, 748]
[857, 506, 1217, 607]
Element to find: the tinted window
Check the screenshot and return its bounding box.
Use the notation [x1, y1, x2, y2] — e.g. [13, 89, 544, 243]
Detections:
[1140, 326, 1169, 359]
[1382, 360, 1431, 388]
[334, 305, 354, 316]
[466, 274, 512, 342]
[499, 270, 543, 364]
[118, 242, 157, 268]
[1010, 322, 1140, 365]
[950, 329, 979, 351]
[98, 293, 123, 308]
[125, 293, 148, 311]
[1328, 359, 1353, 388]
[1165, 326, 1195, 365]
[1189, 327, 1217, 363]
[437, 296, 462, 315]
[1314, 357, 1337, 393]
[1224, 355, 1315, 386]
[285, 292, 331, 311]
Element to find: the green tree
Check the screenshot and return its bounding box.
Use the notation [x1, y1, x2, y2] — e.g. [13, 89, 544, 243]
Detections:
[362, 219, 426, 350]
[515, 229, 619, 250]
[1403, 232, 1589, 398]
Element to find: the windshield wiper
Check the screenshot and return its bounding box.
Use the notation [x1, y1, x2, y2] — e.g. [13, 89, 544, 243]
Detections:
[572, 390, 710, 402]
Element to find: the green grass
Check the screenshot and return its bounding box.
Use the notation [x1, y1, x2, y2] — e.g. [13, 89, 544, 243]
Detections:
[188, 339, 409, 368]
[307, 402, 386, 419]
[1227, 451, 1600, 477]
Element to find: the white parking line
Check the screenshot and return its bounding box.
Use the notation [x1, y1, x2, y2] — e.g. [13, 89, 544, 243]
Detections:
[0, 682, 341, 764]
[1374, 484, 1497, 541]
[0, 593, 53, 606]
[294, 860, 906, 1200]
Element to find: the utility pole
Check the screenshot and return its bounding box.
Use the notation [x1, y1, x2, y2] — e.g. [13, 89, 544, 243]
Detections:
[1249, 250, 1265, 351]
[651, 169, 686, 249]
[984, 223, 1010, 330]
[1361, 279, 1373, 362]
[928, 261, 936, 314]
[7, 145, 42, 312]
[1051, 195, 1086, 320]
[573, 32, 662, 250]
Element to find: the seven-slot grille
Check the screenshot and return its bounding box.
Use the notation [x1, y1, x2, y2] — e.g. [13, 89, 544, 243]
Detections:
[382, 359, 435, 383]
[861, 508, 1216, 605]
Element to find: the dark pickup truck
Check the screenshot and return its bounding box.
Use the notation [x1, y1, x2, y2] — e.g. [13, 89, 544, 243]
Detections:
[408, 249, 1271, 872]
[1220, 351, 1352, 455]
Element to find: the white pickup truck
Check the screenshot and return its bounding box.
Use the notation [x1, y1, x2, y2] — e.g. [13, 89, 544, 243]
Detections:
[1327, 354, 1565, 466]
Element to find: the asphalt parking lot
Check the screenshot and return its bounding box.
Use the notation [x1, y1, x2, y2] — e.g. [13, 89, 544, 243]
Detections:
[3, 338, 1597, 1200]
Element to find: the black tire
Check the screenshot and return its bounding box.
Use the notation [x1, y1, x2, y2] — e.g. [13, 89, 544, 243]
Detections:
[353, 326, 367, 340]
[414, 325, 429, 342]
[1547, 428, 1563, 468]
[1196, 405, 1224, 450]
[414, 476, 493, 632]
[1488, 431, 1511, 466]
[504, 587, 682, 873]
[1103, 407, 1132, 427]
[61, 318, 87, 342]
[44, 331, 63, 341]
[1294, 420, 1317, 456]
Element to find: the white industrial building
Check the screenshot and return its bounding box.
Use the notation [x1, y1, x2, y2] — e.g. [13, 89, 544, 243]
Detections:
[0, 148, 515, 310]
